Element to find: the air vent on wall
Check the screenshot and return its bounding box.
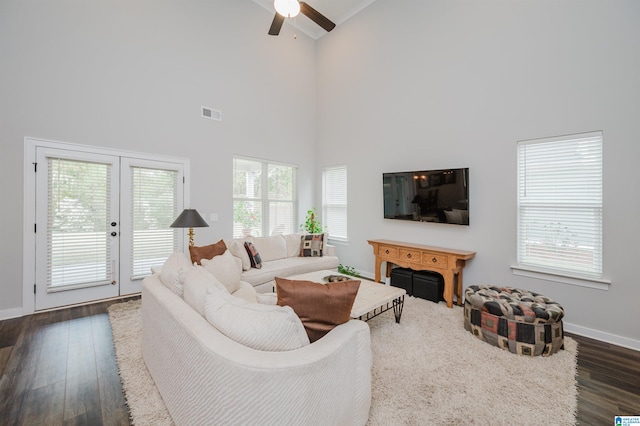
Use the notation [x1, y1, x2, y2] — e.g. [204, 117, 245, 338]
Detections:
[201, 106, 222, 121]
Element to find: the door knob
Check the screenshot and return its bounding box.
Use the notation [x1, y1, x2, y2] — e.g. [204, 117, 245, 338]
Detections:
[111, 222, 117, 227]
[111, 232, 117, 237]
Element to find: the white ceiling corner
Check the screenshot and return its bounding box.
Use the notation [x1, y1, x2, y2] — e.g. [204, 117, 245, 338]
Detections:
[251, 0, 377, 40]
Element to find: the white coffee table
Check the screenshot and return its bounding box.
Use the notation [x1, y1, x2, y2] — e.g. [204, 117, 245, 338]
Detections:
[284, 270, 406, 323]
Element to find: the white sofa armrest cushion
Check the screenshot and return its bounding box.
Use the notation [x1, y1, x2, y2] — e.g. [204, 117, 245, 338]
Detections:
[201, 250, 242, 294]
[325, 244, 337, 257]
[252, 235, 287, 262]
[181, 266, 229, 316]
[204, 291, 310, 351]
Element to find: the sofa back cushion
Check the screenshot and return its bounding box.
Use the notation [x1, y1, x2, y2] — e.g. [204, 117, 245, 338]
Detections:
[282, 233, 304, 258]
[201, 250, 242, 294]
[204, 291, 310, 351]
[252, 235, 287, 262]
[275, 277, 361, 343]
[181, 266, 229, 316]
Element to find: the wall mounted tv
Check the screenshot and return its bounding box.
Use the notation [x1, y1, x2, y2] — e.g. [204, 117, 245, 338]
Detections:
[383, 168, 469, 225]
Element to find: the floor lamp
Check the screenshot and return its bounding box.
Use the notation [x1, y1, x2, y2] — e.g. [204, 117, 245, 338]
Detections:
[170, 209, 209, 246]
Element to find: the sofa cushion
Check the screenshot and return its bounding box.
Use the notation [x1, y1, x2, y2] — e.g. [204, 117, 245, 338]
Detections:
[244, 241, 263, 269]
[275, 277, 360, 343]
[189, 239, 227, 265]
[252, 235, 287, 262]
[201, 250, 242, 294]
[227, 239, 251, 271]
[159, 251, 194, 297]
[300, 233, 325, 257]
[232, 281, 258, 304]
[240, 256, 340, 286]
[181, 266, 229, 316]
[204, 291, 310, 351]
[282, 232, 304, 258]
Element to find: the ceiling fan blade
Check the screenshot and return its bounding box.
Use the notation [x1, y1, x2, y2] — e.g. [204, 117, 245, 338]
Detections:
[299, 2, 336, 32]
[268, 13, 285, 36]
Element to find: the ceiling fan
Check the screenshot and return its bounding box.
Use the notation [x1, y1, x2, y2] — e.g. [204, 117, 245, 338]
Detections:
[268, 0, 336, 36]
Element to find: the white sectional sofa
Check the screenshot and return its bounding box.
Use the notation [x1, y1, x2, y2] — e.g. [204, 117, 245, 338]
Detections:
[224, 233, 339, 293]
[141, 247, 372, 426]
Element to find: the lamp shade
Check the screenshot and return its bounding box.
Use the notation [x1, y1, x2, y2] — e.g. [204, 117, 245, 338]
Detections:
[274, 0, 300, 18]
[170, 209, 209, 228]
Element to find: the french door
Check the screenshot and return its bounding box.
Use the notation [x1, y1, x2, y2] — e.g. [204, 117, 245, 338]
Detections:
[33, 145, 184, 310]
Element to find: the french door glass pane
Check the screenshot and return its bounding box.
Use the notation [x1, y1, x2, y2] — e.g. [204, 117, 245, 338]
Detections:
[130, 166, 179, 279]
[47, 158, 111, 288]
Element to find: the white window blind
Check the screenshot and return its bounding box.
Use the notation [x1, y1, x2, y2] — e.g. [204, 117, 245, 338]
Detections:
[47, 158, 111, 288]
[130, 166, 179, 279]
[517, 131, 603, 278]
[322, 165, 348, 241]
[233, 157, 297, 238]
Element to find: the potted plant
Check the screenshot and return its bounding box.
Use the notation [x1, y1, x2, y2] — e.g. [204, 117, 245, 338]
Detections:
[300, 208, 326, 234]
[338, 264, 361, 278]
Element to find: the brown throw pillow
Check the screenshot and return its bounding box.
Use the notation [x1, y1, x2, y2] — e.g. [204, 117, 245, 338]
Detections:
[275, 277, 360, 343]
[189, 239, 227, 265]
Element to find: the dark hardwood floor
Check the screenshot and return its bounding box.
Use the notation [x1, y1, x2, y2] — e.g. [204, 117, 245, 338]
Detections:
[1, 299, 639, 426]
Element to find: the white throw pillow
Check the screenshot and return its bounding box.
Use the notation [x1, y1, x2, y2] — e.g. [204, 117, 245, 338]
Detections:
[159, 251, 194, 297]
[201, 250, 242, 294]
[252, 235, 287, 262]
[181, 266, 229, 316]
[227, 239, 252, 271]
[204, 291, 310, 351]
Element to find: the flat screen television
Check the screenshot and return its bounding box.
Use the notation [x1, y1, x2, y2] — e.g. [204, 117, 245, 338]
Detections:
[383, 168, 469, 225]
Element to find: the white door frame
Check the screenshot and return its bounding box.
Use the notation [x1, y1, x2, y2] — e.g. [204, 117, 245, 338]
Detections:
[23, 137, 190, 314]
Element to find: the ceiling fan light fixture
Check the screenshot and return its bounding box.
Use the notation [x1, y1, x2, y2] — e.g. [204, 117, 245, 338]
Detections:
[274, 0, 300, 18]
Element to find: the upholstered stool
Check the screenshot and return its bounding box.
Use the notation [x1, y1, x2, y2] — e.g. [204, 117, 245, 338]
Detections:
[463, 285, 564, 357]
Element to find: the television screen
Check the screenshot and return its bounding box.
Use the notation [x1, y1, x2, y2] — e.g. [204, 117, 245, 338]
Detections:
[383, 168, 469, 225]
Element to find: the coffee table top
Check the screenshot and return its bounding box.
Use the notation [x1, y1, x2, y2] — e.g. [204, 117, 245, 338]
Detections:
[284, 270, 406, 319]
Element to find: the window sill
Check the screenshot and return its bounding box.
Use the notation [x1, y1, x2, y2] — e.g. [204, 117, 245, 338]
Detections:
[327, 237, 349, 246]
[510, 265, 611, 290]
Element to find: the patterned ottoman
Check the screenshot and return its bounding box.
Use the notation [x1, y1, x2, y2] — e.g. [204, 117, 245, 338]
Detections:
[463, 285, 564, 357]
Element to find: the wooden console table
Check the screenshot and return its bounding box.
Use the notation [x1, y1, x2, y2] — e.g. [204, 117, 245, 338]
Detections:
[368, 239, 476, 308]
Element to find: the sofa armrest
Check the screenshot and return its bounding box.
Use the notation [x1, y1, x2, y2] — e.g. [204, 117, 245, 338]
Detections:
[325, 244, 337, 257]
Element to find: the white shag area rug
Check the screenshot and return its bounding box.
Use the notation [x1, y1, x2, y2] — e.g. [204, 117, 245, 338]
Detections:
[108, 296, 578, 426]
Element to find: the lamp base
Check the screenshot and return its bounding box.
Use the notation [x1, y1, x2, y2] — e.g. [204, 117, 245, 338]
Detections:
[188, 228, 195, 246]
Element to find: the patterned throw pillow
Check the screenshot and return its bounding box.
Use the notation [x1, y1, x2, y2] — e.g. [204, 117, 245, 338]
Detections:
[300, 233, 324, 257]
[244, 241, 262, 269]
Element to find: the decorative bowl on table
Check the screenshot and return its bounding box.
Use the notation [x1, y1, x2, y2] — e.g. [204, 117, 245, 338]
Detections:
[323, 274, 352, 282]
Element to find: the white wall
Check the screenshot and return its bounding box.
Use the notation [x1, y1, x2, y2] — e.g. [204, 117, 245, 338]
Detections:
[0, 0, 317, 314]
[316, 0, 640, 347]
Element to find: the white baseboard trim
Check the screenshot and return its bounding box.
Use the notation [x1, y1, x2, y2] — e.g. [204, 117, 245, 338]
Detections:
[563, 322, 640, 352]
[0, 307, 25, 321]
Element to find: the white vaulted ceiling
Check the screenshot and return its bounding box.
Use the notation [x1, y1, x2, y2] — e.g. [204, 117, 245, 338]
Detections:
[251, 0, 377, 39]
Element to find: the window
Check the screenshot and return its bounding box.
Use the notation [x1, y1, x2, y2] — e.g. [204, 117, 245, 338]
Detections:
[322, 165, 348, 241]
[233, 157, 297, 238]
[516, 131, 603, 278]
[129, 165, 179, 279]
